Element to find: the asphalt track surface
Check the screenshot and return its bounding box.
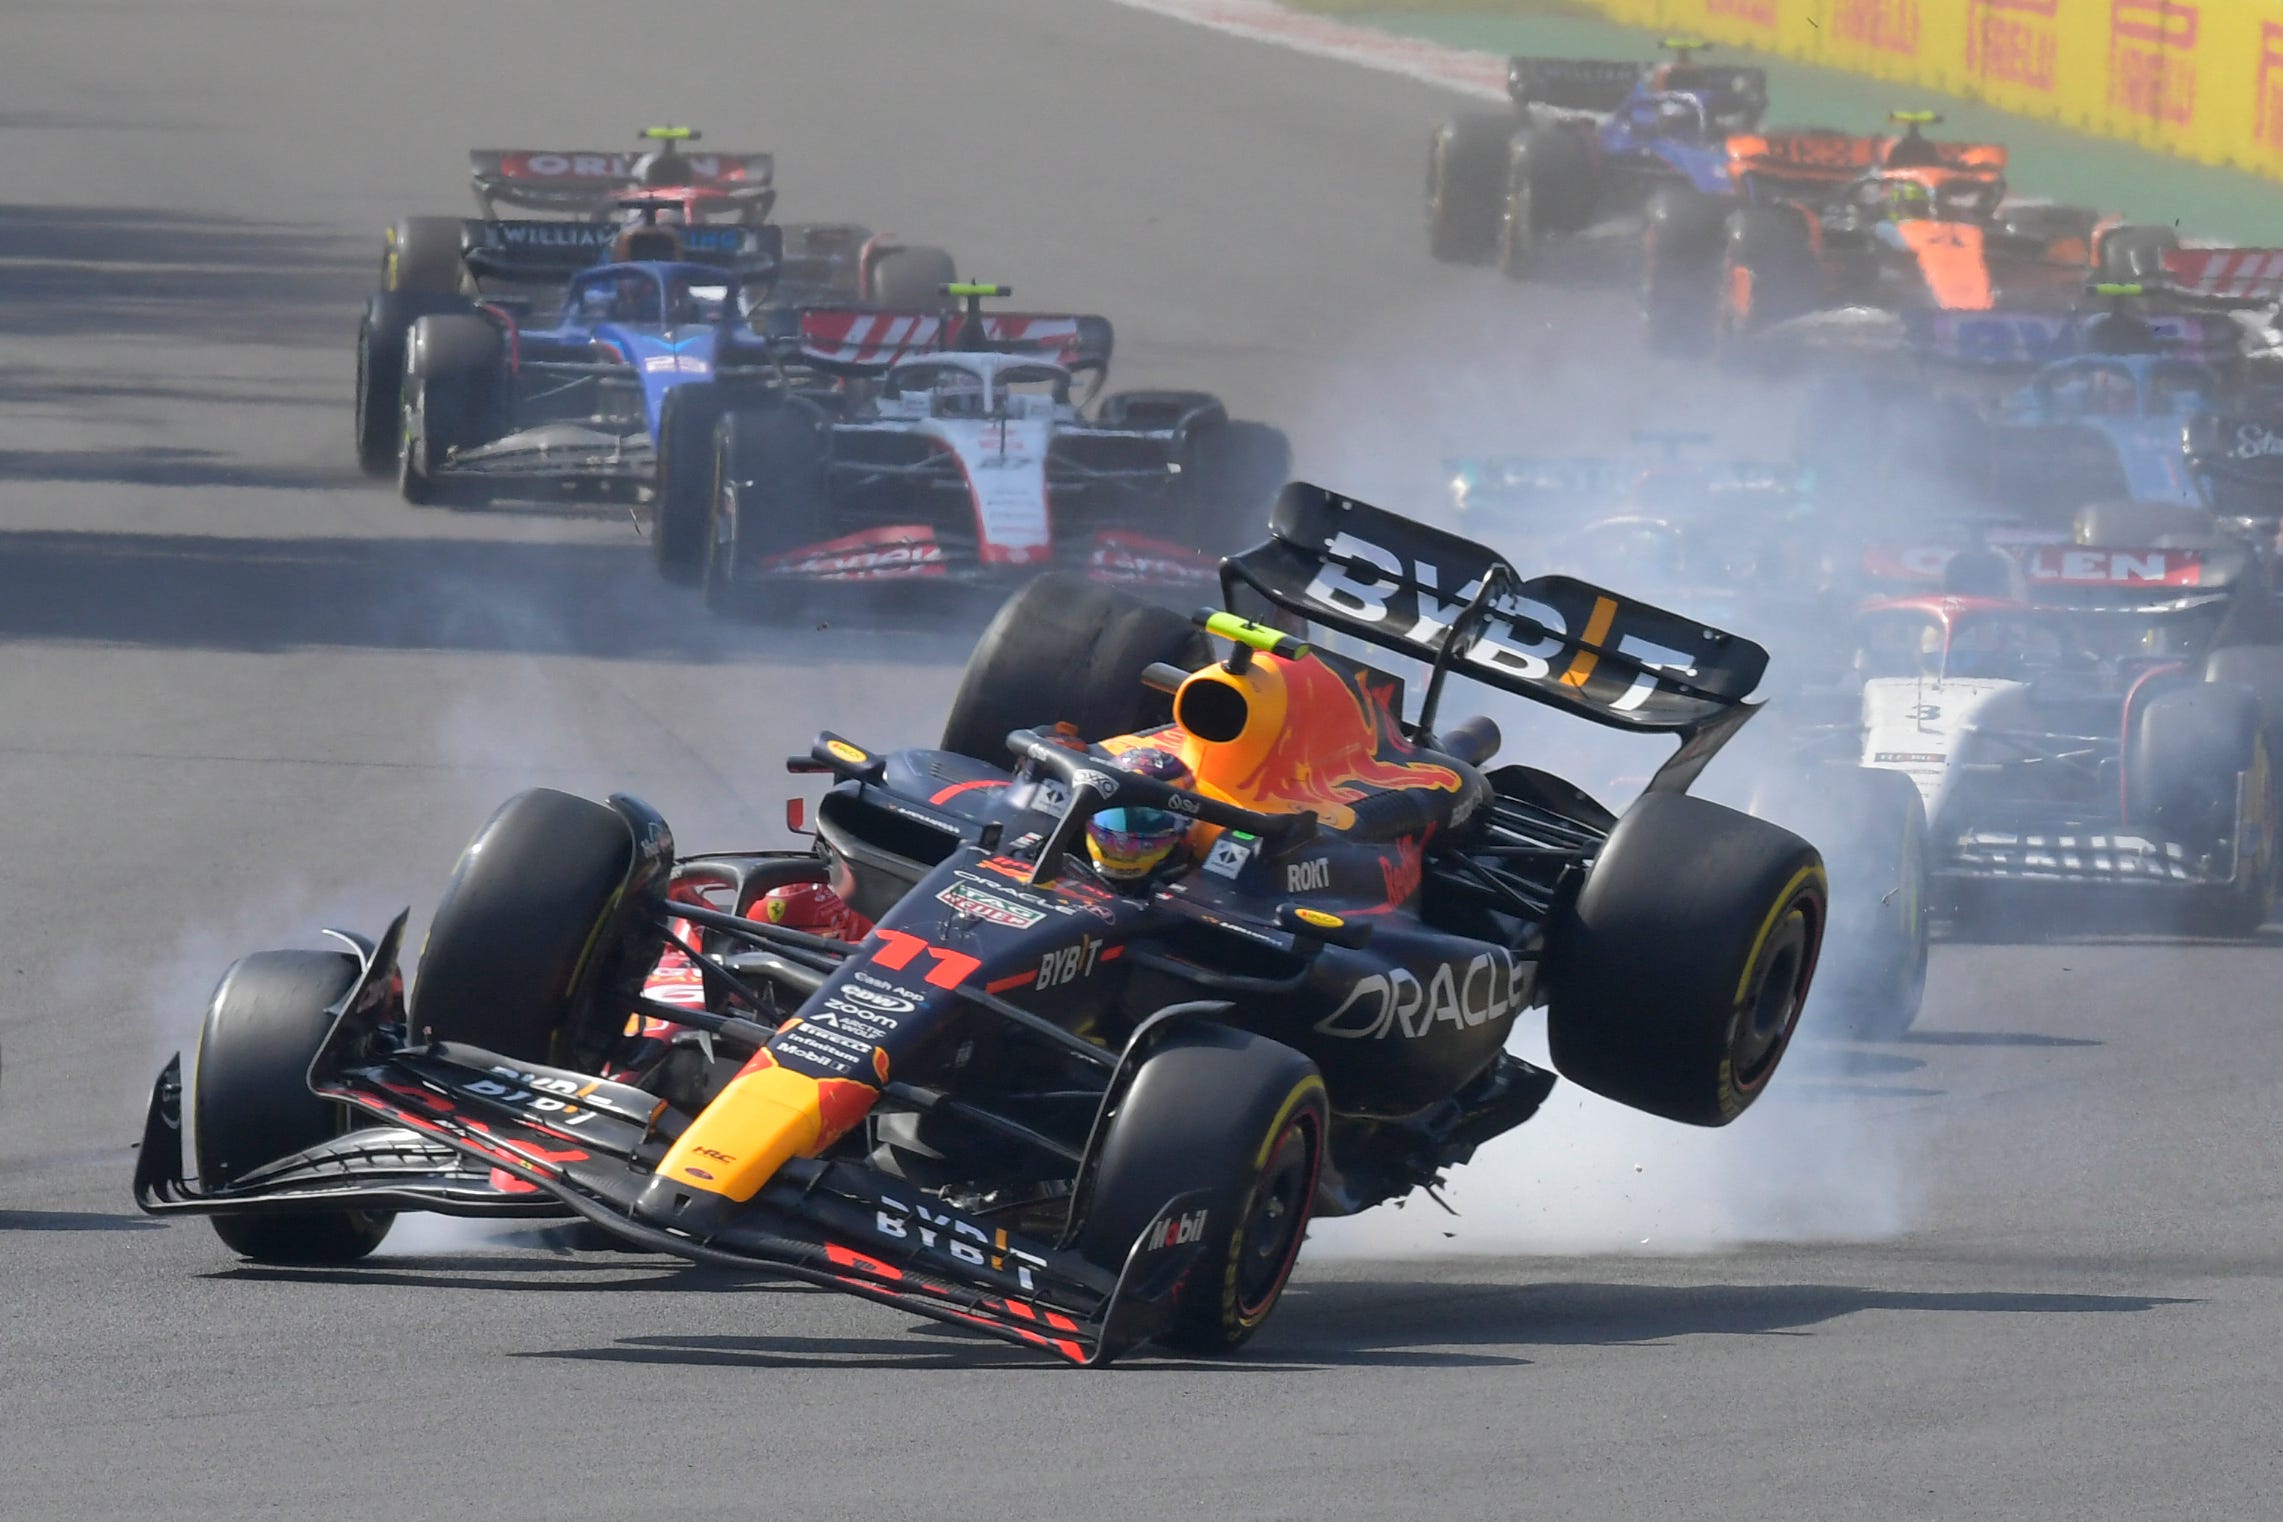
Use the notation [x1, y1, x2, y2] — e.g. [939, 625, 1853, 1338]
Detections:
[3, 3, 2280, 1518]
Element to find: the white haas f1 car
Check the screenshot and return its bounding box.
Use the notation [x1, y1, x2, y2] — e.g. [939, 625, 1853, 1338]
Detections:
[684, 285, 1290, 611]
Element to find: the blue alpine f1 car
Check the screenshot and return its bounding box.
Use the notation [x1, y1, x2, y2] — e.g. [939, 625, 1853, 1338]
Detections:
[353, 213, 800, 556]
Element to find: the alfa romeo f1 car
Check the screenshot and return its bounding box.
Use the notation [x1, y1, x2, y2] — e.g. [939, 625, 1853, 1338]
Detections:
[677, 286, 1290, 610]
[383, 126, 957, 312]
[135, 486, 1828, 1364]
[1772, 536, 2283, 937]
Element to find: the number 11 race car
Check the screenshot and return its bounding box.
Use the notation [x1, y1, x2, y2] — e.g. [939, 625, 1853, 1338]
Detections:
[135, 486, 1826, 1364]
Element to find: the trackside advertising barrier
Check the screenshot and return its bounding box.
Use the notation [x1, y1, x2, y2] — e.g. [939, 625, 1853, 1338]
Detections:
[1579, 1, 2283, 182]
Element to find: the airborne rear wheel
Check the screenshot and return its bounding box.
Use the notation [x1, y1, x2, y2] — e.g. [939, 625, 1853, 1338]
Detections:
[1548, 791, 1825, 1125]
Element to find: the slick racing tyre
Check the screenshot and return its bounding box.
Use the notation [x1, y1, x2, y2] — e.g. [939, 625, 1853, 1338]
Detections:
[1076, 1027, 1327, 1355]
[653, 382, 731, 585]
[864, 244, 957, 308]
[383, 215, 465, 295]
[413, 789, 674, 1070]
[2126, 682, 2274, 937]
[1426, 113, 1512, 265]
[940, 573, 1210, 764]
[193, 949, 395, 1264]
[1716, 206, 1818, 357]
[1180, 419, 1291, 559]
[397, 313, 502, 507]
[1493, 127, 1591, 281]
[1547, 791, 1825, 1125]
[356, 292, 469, 477]
[1748, 766, 1928, 1040]
[1640, 185, 1728, 356]
[705, 403, 832, 615]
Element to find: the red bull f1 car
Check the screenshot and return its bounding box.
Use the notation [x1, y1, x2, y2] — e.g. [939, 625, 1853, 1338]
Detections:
[135, 486, 1828, 1364]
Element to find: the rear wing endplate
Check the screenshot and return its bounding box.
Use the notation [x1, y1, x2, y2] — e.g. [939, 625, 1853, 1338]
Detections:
[1221, 484, 1768, 760]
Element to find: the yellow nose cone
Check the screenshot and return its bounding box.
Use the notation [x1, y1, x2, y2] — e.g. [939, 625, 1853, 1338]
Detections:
[654, 1062, 825, 1203]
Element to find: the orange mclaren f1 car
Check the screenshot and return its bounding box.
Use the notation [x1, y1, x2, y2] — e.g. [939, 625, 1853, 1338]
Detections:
[1642, 113, 2182, 359]
[135, 486, 1829, 1364]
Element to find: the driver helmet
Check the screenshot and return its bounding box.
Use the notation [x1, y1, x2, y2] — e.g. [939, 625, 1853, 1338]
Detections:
[1085, 748, 1197, 882]
[610, 272, 659, 320]
[634, 151, 697, 188]
[1882, 176, 1935, 221]
[752, 881, 870, 942]
[1637, 94, 1700, 137]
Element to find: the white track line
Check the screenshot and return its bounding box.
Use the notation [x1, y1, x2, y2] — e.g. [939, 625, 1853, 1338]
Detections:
[1106, 0, 1508, 99]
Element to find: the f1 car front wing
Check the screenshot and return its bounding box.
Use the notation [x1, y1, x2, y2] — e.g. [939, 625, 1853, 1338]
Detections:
[139, 913, 1207, 1367]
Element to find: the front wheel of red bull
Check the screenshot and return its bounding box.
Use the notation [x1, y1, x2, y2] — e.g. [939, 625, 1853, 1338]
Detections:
[1076, 1027, 1327, 1355]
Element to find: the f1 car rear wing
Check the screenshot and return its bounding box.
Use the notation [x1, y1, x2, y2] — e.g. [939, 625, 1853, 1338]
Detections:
[1222, 484, 1769, 778]
[790, 307, 1115, 378]
[469, 148, 775, 208]
[1449, 455, 1808, 513]
[1862, 537, 2245, 605]
[2159, 248, 2283, 305]
[1726, 129, 2001, 187]
[1507, 56, 1767, 123]
[460, 219, 782, 281]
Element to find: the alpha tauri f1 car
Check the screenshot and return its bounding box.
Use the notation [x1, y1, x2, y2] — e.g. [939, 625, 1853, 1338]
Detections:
[136, 486, 1827, 1364]
[1775, 536, 2283, 936]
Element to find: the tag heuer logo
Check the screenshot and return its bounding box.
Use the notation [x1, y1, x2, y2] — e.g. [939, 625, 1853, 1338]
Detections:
[937, 882, 1045, 929]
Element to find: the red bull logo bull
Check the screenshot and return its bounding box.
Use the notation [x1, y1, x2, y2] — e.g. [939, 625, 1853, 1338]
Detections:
[1145, 650, 1459, 830]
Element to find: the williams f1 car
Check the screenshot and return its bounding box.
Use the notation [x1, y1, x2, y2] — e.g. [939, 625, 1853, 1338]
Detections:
[680, 285, 1290, 609]
[136, 486, 1828, 1364]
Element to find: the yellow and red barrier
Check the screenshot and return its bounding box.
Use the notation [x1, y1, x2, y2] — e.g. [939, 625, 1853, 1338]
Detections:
[1584, 1, 2283, 181]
